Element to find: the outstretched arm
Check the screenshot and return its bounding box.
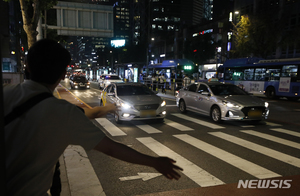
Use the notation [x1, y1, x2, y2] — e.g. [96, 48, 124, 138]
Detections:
[94, 136, 183, 180]
[83, 104, 117, 119]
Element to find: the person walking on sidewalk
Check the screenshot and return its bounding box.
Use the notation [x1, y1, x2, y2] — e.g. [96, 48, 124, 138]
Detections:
[159, 73, 166, 93]
[4, 39, 183, 196]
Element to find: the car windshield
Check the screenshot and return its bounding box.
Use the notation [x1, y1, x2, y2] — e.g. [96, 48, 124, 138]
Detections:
[209, 84, 248, 95]
[74, 77, 87, 82]
[104, 75, 121, 80]
[117, 85, 155, 96]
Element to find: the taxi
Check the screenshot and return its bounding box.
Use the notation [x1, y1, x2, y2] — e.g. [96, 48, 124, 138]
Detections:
[176, 80, 269, 123]
[100, 82, 166, 123]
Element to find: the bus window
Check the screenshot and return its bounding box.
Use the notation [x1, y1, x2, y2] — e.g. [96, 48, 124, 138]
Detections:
[265, 68, 281, 81]
[244, 68, 254, 80]
[225, 68, 241, 80]
[254, 68, 266, 81]
[282, 65, 298, 81]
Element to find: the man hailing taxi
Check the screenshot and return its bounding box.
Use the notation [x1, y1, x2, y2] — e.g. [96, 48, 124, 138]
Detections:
[4, 39, 182, 196]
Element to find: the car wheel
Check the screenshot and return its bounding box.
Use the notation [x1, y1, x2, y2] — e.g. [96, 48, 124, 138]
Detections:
[115, 112, 122, 124]
[211, 106, 222, 123]
[179, 99, 187, 113]
[266, 87, 277, 99]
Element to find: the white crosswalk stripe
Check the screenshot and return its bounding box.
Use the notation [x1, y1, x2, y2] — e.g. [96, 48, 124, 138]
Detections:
[163, 119, 194, 131]
[209, 132, 300, 168]
[136, 137, 224, 187]
[271, 128, 300, 137]
[95, 118, 127, 136]
[266, 122, 282, 126]
[241, 130, 300, 150]
[135, 125, 162, 134]
[174, 134, 281, 179]
[171, 113, 225, 129]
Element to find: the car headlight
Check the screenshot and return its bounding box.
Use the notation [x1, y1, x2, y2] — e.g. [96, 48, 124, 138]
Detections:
[222, 100, 240, 108]
[120, 102, 131, 109]
[161, 100, 166, 107]
[265, 102, 269, 108]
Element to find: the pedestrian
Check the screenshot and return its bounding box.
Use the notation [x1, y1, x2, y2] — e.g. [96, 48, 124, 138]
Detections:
[152, 73, 158, 91]
[183, 74, 191, 87]
[159, 74, 166, 93]
[4, 39, 183, 196]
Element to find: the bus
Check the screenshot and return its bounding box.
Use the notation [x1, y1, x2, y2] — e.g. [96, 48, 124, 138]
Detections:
[219, 57, 300, 100]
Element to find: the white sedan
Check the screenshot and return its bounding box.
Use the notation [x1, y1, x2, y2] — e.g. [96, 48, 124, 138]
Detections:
[176, 81, 269, 123]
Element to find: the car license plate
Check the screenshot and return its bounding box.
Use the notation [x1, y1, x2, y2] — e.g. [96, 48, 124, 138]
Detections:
[248, 110, 262, 118]
[140, 110, 156, 117]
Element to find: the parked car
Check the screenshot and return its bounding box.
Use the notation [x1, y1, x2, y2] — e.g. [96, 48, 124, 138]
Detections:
[70, 76, 90, 89]
[100, 82, 166, 123]
[176, 81, 269, 123]
[98, 74, 123, 89]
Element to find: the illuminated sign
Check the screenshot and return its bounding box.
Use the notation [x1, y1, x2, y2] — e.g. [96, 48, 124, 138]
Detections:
[111, 39, 125, 48]
[184, 65, 192, 70]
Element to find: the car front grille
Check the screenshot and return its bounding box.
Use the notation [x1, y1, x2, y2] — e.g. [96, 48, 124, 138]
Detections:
[134, 104, 160, 111]
[241, 106, 266, 116]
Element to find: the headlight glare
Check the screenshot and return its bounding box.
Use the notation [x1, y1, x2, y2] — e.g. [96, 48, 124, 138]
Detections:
[121, 102, 131, 109]
[265, 102, 269, 108]
[161, 100, 166, 107]
[222, 100, 240, 108]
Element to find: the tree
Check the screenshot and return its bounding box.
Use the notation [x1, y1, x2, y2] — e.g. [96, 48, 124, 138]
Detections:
[4, 0, 57, 48]
[232, 14, 279, 58]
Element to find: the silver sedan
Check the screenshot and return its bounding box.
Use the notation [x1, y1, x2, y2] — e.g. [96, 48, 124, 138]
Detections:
[176, 82, 269, 123]
[100, 83, 167, 123]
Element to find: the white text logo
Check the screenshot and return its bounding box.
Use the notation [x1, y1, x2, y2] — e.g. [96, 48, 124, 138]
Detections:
[237, 179, 292, 189]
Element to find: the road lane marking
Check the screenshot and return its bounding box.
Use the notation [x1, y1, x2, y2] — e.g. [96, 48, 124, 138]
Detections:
[171, 113, 225, 129]
[119, 173, 162, 181]
[174, 134, 281, 179]
[271, 128, 300, 137]
[209, 132, 300, 168]
[64, 145, 106, 196]
[164, 119, 194, 131]
[136, 125, 162, 134]
[241, 130, 300, 150]
[136, 137, 224, 187]
[266, 122, 282, 126]
[95, 118, 127, 136]
[240, 125, 255, 128]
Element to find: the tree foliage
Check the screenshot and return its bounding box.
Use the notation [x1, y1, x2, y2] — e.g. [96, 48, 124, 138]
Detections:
[231, 2, 300, 59]
[231, 14, 280, 58]
[4, 0, 57, 48]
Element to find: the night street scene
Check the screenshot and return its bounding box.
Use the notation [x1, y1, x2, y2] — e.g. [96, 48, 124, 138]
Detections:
[2, 0, 300, 195]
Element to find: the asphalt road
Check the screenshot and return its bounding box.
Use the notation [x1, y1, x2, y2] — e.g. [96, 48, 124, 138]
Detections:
[59, 79, 300, 196]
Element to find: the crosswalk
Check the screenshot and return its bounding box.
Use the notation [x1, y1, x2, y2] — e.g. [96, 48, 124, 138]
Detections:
[94, 113, 300, 187]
